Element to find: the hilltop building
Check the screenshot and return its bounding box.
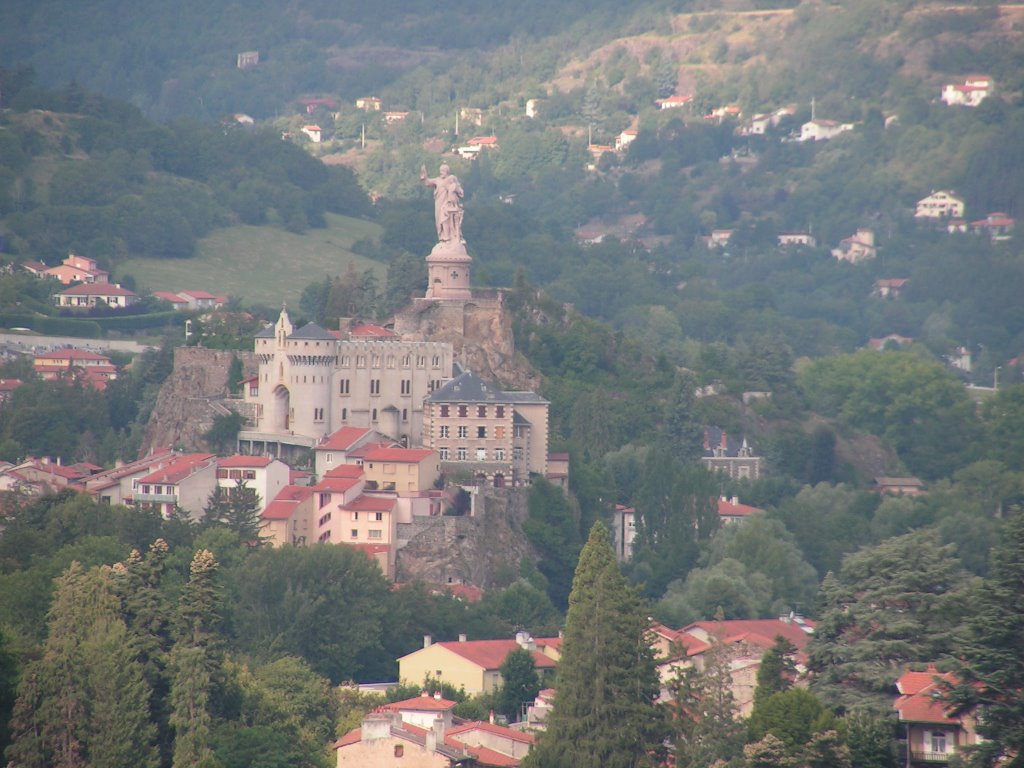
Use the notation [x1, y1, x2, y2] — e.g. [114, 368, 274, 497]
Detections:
[239, 309, 453, 460]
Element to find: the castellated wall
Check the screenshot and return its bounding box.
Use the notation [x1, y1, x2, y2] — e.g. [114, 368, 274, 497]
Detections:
[141, 347, 257, 456]
[395, 488, 533, 589]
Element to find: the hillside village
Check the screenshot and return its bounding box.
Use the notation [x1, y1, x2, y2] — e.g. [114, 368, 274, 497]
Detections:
[2, 2, 1024, 767]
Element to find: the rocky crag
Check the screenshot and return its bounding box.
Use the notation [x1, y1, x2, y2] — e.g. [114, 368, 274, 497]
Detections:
[140, 347, 256, 456]
[395, 488, 533, 588]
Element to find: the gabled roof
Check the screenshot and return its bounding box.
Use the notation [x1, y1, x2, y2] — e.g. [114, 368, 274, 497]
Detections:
[254, 324, 275, 339]
[313, 475, 363, 494]
[34, 348, 112, 362]
[57, 283, 137, 297]
[682, 618, 815, 652]
[316, 426, 373, 451]
[218, 455, 273, 468]
[717, 498, 764, 518]
[325, 464, 365, 479]
[152, 291, 188, 304]
[137, 454, 215, 484]
[423, 639, 558, 672]
[362, 447, 435, 463]
[382, 694, 458, 712]
[344, 494, 396, 512]
[289, 322, 336, 340]
[894, 666, 960, 725]
[262, 485, 313, 520]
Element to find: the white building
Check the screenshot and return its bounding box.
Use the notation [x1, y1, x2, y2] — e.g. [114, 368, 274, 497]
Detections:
[915, 190, 965, 219]
[240, 309, 453, 460]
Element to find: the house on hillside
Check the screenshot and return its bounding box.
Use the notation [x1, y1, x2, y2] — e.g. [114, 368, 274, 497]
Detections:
[832, 228, 877, 263]
[702, 428, 762, 480]
[660, 617, 815, 717]
[717, 496, 764, 524]
[971, 212, 1014, 241]
[656, 95, 692, 110]
[873, 278, 908, 299]
[44, 254, 109, 285]
[134, 453, 218, 520]
[610, 504, 637, 562]
[915, 190, 965, 219]
[799, 119, 854, 142]
[215, 455, 290, 513]
[398, 633, 559, 696]
[54, 283, 138, 309]
[355, 96, 382, 111]
[941, 75, 993, 107]
[867, 334, 913, 350]
[872, 476, 925, 496]
[777, 232, 816, 248]
[456, 136, 498, 159]
[301, 124, 322, 143]
[894, 666, 980, 767]
[33, 348, 118, 389]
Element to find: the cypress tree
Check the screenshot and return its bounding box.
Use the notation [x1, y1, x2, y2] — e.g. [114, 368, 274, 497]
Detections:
[753, 636, 798, 709]
[169, 549, 223, 768]
[526, 522, 667, 768]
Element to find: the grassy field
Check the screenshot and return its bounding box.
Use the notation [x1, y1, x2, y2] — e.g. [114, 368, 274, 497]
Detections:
[119, 213, 385, 307]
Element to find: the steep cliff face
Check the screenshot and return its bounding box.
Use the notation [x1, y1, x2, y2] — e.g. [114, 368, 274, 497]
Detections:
[392, 291, 541, 391]
[395, 489, 533, 588]
[140, 347, 256, 456]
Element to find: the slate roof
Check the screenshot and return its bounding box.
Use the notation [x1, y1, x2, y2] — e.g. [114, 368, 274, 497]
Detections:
[254, 324, 275, 338]
[427, 371, 547, 405]
[289, 322, 336, 340]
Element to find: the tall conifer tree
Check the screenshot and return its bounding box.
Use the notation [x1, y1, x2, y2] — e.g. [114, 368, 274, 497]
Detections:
[169, 549, 222, 768]
[526, 522, 667, 768]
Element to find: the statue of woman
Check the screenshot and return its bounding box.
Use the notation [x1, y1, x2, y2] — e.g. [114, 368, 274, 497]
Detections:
[421, 164, 464, 243]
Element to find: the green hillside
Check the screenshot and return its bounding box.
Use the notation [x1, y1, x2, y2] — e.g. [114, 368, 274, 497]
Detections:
[119, 213, 383, 307]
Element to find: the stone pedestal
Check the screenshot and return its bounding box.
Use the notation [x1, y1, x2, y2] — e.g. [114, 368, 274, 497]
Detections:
[425, 240, 472, 300]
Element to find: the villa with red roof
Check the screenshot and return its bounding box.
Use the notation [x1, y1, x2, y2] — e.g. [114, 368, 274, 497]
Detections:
[77, 448, 179, 505]
[42, 254, 109, 285]
[313, 426, 392, 476]
[54, 283, 138, 309]
[33, 348, 118, 389]
[215, 454, 290, 513]
[659, 617, 816, 716]
[717, 496, 764, 524]
[399, 633, 559, 696]
[894, 665, 979, 766]
[134, 453, 217, 519]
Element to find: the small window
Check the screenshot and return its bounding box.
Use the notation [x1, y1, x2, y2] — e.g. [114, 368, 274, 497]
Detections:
[478, 405, 486, 417]
[350, 529, 359, 539]
[394, 745, 404, 758]
[457, 447, 467, 461]
[477, 426, 486, 438]
[496, 406, 505, 418]
[458, 405, 468, 417]
[440, 425, 450, 438]
[476, 448, 486, 461]
[368, 529, 382, 539]
[440, 405, 449, 418]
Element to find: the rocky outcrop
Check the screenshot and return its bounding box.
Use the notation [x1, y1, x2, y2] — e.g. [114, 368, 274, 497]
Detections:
[140, 347, 256, 456]
[392, 291, 541, 391]
[395, 489, 533, 589]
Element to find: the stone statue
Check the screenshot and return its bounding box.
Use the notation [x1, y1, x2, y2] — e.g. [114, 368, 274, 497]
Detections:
[420, 163, 464, 244]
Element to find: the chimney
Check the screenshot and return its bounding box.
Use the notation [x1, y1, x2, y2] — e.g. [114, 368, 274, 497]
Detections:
[515, 630, 529, 648]
[720, 431, 728, 450]
[426, 714, 445, 752]
[361, 712, 394, 742]
[489, 709, 495, 725]
[458, 633, 467, 643]
[423, 634, 432, 649]
[434, 691, 442, 700]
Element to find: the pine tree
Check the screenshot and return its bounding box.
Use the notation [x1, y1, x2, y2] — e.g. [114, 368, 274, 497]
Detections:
[950, 509, 1024, 768]
[808, 530, 973, 711]
[525, 522, 667, 768]
[496, 648, 541, 722]
[169, 549, 223, 768]
[204, 482, 264, 543]
[5, 562, 158, 768]
[753, 636, 797, 709]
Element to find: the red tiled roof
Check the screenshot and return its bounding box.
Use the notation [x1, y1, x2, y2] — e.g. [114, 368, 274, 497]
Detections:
[314, 476, 363, 494]
[333, 728, 361, 749]
[152, 291, 187, 303]
[137, 454, 215, 484]
[431, 639, 558, 671]
[895, 667, 960, 725]
[316, 426, 372, 451]
[262, 485, 313, 520]
[325, 464, 364, 479]
[57, 283, 137, 297]
[349, 324, 398, 338]
[345, 495, 396, 512]
[349, 442, 392, 459]
[218, 455, 273, 468]
[363, 447, 435, 463]
[683, 619, 815, 651]
[383, 694, 458, 712]
[717, 498, 764, 518]
[179, 290, 219, 300]
[0, 379, 23, 391]
[447, 721, 535, 745]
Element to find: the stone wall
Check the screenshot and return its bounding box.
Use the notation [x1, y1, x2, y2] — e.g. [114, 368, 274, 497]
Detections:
[395, 488, 533, 589]
[141, 347, 257, 456]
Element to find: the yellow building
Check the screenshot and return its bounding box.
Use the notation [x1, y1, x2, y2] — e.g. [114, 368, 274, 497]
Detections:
[361, 447, 440, 493]
[399, 634, 559, 695]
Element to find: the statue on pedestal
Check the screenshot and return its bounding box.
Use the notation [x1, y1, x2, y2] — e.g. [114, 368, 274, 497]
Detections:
[420, 164, 464, 244]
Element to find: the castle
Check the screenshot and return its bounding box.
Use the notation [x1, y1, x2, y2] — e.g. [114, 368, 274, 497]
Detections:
[239, 171, 550, 484]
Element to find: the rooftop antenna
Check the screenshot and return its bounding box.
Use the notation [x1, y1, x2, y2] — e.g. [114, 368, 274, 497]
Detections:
[811, 96, 816, 121]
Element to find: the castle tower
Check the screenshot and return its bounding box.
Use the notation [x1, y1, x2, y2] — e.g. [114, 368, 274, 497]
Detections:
[424, 241, 472, 300]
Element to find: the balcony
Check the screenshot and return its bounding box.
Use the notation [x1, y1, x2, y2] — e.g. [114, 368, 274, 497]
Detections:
[135, 492, 177, 504]
[911, 751, 952, 763]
